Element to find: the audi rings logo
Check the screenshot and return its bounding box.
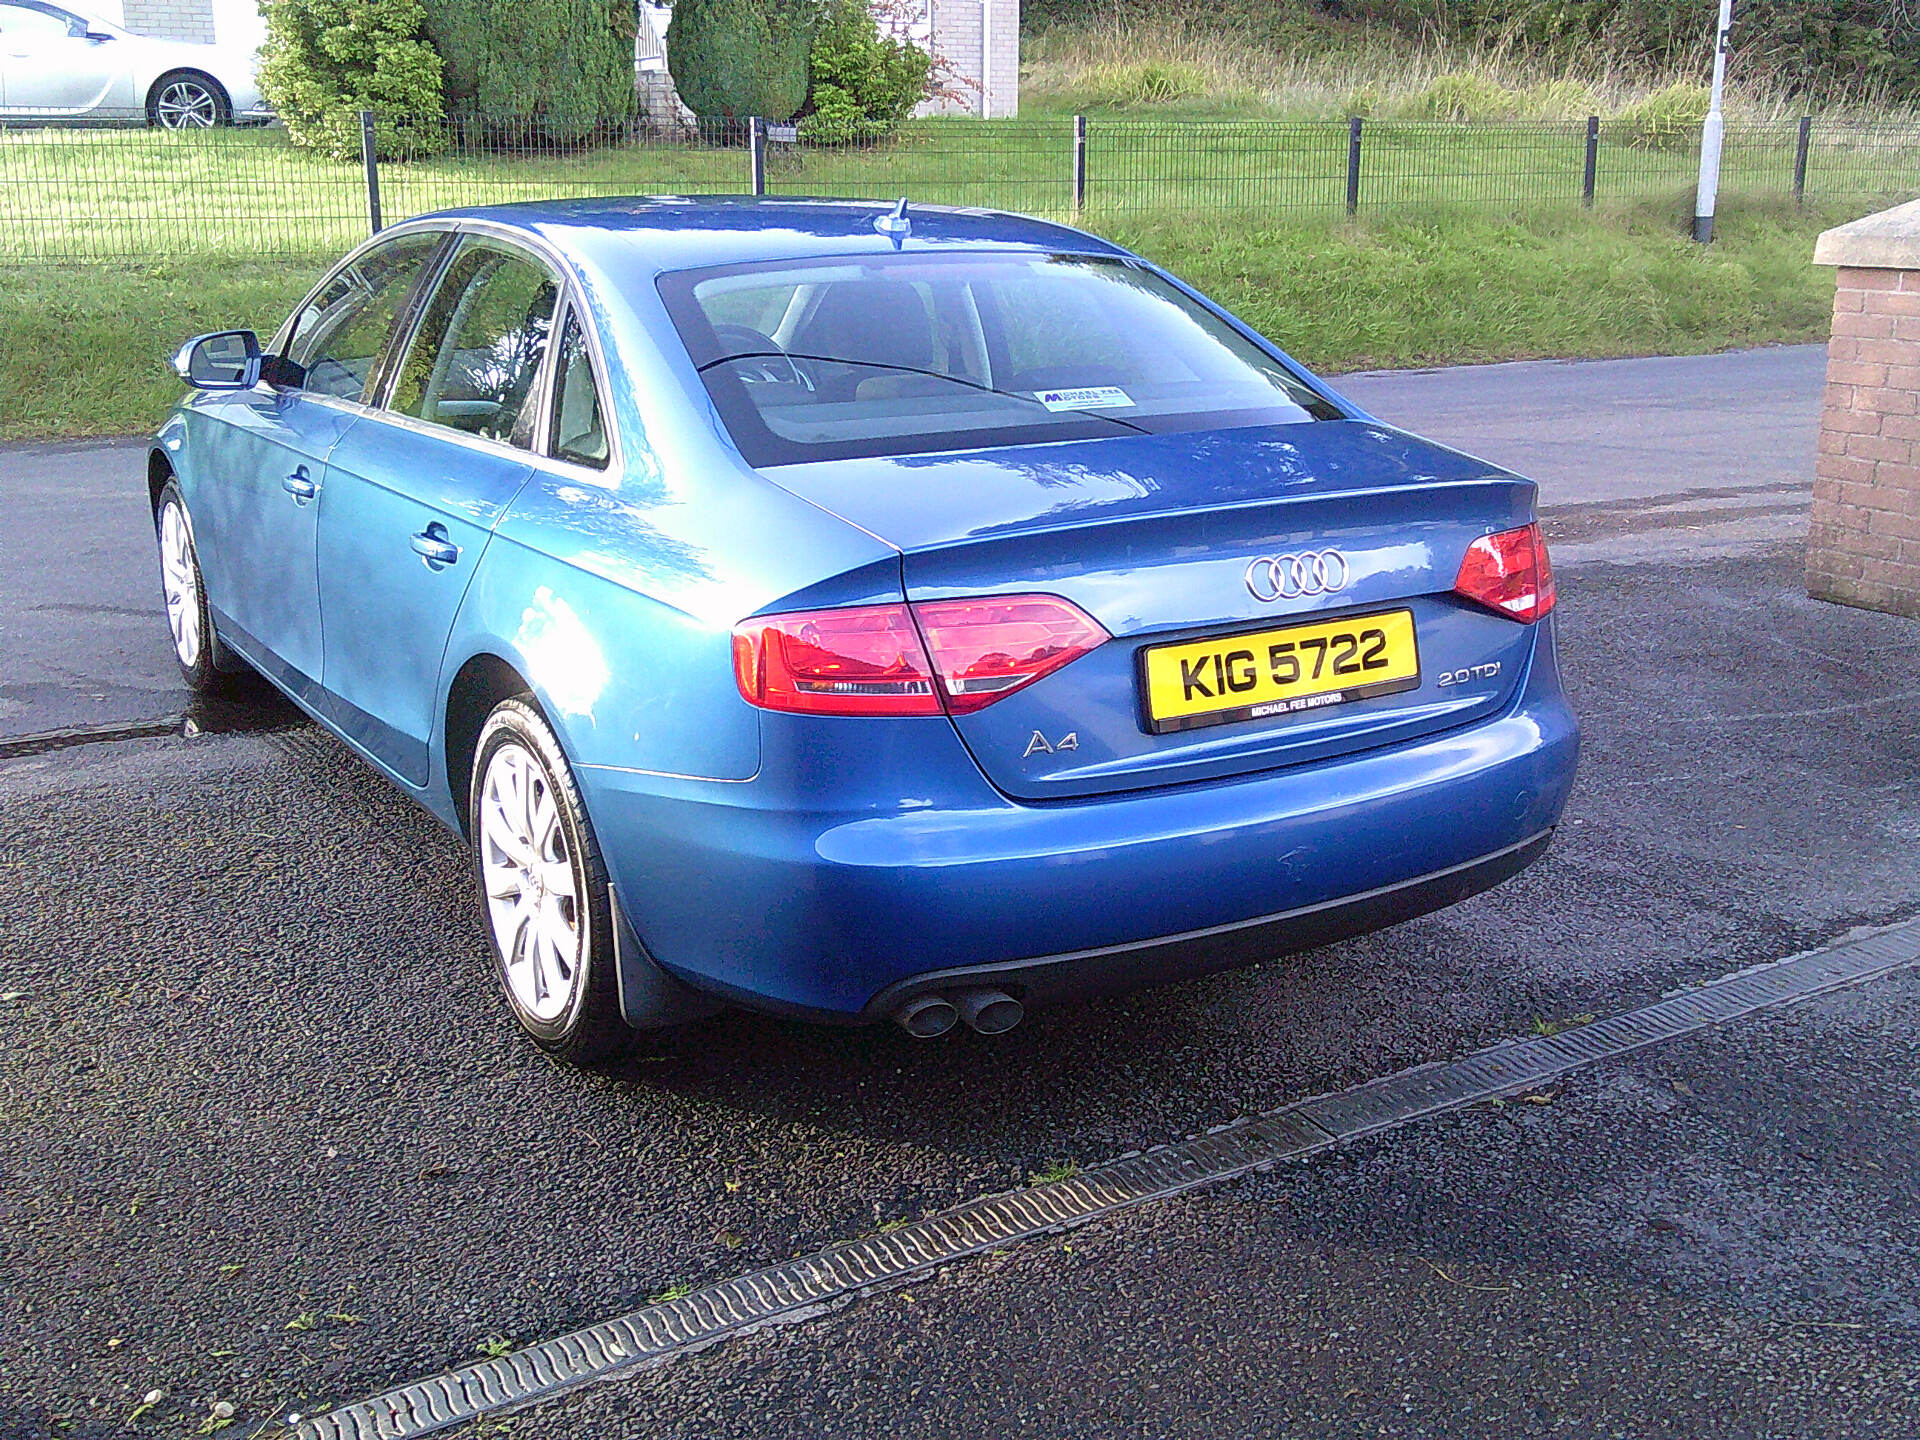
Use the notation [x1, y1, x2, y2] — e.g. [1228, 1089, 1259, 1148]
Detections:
[1244, 549, 1352, 602]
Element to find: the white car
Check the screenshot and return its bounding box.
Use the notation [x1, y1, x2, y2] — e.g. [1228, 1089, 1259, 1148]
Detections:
[0, 0, 267, 127]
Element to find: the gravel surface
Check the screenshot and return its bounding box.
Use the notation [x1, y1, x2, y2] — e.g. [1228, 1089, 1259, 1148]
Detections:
[515, 967, 1920, 1439]
[6, 541, 1919, 1438]
[9, 345, 1917, 1439]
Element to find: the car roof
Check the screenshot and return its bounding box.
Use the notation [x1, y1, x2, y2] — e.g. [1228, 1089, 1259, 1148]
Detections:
[409, 195, 1132, 276]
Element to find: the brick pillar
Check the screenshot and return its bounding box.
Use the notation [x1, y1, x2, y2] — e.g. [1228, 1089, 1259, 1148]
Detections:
[1808, 199, 1920, 619]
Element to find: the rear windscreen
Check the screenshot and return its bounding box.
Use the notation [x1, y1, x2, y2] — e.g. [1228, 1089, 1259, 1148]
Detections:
[657, 252, 1341, 466]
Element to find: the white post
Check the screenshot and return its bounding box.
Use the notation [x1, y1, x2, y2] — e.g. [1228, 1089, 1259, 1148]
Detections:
[980, 0, 994, 119]
[1693, 0, 1734, 243]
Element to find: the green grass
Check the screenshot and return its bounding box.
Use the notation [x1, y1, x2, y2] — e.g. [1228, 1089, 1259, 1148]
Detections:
[0, 258, 313, 440]
[0, 195, 1843, 442]
[1105, 195, 1844, 373]
[2, 116, 1913, 262]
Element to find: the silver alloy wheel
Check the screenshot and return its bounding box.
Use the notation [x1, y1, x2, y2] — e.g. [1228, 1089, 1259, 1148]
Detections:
[478, 741, 584, 1023]
[158, 499, 202, 668]
[154, 78, 219, 129]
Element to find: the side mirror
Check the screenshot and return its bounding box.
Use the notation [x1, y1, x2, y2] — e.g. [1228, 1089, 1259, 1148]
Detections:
[173, 330, 261, 390]
[84, 29, 115, 41]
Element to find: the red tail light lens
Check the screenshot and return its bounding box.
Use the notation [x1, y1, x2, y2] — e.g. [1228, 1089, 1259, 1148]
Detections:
[1453, 523, 1556, 623]
[733, 595, 1108, 716]
[732, 604, 941, 716]
[912, 595, 1110, 715]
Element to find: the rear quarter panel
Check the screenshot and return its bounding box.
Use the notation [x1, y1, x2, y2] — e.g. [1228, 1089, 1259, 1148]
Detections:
[439, 445, 898, 789]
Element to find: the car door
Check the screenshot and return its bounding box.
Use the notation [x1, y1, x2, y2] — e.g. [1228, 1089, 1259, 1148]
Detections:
[0, 2, 121, 113]
[190, 229, 445, 697]
[315, 234, 561, 786]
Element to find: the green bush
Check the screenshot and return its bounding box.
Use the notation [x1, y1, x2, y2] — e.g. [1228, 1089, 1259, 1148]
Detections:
[669, 0, 817, 121]
[256, 0, 446, 160]
[802, 0, 933, 141]
[1613, 82, 1710, 151]
[419, 1, 636, 144]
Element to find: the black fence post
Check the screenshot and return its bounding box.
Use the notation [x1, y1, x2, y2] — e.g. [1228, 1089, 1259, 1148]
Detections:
[1346, 116, 1363, 217]
[1072, 114, 1087, 212]
[1583, 115, 1599, 207]
[1793, 115, 1812, 205]
[749, 117, 767, 196]
[359, 109, 382, 235]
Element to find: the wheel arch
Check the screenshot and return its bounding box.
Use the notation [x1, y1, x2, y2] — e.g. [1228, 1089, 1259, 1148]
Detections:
[147, 447, 175, 517]
[444, 651, 545, 837]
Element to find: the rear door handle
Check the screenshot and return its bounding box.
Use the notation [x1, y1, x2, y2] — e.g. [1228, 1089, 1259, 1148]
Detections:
[410, 525, 460, 568]
[282, 467, 317, 501]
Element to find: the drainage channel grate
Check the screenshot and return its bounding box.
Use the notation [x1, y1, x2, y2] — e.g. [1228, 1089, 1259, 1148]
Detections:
[0, 717, 188, 760]
[298, 919, 1920, 1440]
[0, 709, 308, 761]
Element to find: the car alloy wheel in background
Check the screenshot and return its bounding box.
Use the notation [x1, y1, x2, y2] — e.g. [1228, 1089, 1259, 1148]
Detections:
[151, 75, 224, 129]
[470, 699, 627, 1062]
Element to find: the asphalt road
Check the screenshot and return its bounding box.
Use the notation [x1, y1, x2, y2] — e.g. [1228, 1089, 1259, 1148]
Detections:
[0, 345, 1826, 741]
[9, 344, 1920, 1439]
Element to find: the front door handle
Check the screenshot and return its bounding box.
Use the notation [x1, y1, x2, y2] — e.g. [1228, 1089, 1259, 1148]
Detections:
[410, 525, 460, 569]
[283, 467, 317, 501]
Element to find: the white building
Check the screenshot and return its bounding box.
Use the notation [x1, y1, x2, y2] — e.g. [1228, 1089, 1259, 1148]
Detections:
[638, 0, 1019, 120]
[80, 0, 263, 51]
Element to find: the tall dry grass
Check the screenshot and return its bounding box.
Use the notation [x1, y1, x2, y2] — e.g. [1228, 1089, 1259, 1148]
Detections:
[1022, 16, 1915, 123]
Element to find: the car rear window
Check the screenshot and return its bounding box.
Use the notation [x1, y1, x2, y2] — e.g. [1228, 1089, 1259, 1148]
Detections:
[657, 252, 1341, 467]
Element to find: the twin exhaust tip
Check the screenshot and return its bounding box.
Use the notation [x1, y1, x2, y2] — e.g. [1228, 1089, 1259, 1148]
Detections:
[892, 989, 1023, 1038]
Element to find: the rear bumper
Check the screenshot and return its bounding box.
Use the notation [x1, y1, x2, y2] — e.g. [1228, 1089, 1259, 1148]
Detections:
[861, 827, 1554, 1019]
[581, 620, 1578, 1021]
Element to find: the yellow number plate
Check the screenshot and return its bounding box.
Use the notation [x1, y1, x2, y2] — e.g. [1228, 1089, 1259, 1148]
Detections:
[1140, 610, 1420, 734]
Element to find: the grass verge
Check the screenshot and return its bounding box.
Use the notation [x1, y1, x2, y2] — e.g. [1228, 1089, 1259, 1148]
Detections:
[1107, 195, 1841, 374]
[0, 196, 1838, 444]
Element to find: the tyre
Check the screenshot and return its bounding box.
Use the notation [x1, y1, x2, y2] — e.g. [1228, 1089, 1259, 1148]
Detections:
[154, 482, 240, 693]
[147, 71, 230, 129]
[470, 698, 628, 1063]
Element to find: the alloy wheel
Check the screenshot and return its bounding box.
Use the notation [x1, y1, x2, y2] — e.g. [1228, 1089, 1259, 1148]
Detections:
[155, 79, 219, 129]
[158, 500, 201, 668]
[478, 741, 584, 1023]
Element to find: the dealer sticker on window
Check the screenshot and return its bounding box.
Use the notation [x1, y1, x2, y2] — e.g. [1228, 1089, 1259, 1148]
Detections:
[1034, 385, 1136, 412]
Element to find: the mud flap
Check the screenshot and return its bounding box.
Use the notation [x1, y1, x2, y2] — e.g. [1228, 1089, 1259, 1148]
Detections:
[610, 885, 726, 1029]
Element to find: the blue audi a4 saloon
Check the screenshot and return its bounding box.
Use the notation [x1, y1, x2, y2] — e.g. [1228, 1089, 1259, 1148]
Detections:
[152, 196, 1579, 1062]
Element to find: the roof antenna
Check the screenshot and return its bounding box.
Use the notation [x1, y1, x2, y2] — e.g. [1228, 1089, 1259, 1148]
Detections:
[874, 196, 911, 239]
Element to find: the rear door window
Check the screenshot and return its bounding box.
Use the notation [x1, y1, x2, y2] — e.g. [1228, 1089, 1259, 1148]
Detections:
[548, 310, 609, 469]
[389, 238, 559, 448]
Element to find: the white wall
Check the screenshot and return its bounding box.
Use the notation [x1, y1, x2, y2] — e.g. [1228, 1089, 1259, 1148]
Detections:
[917, 0, 1019, 119]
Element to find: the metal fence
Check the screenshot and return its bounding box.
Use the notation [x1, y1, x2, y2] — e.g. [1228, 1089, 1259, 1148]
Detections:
[2, 110, 1916, 263]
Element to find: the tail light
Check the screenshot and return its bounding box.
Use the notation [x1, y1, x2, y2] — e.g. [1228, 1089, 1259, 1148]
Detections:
[1454, 523, 1555, 623]
[732, 604, 940, 716]
[734, 595, 1108, 717]
[912, 596, 1108, 714]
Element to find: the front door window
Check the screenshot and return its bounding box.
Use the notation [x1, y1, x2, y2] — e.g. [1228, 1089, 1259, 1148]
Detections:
[283, 232, 444, 402]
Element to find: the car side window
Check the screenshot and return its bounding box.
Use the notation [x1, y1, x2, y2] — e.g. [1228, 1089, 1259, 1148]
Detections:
[390, 239, 558, 448]
[0, 4, 75, 37]
[548, 311, 608, 470]
[283, 233, 442, 402]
